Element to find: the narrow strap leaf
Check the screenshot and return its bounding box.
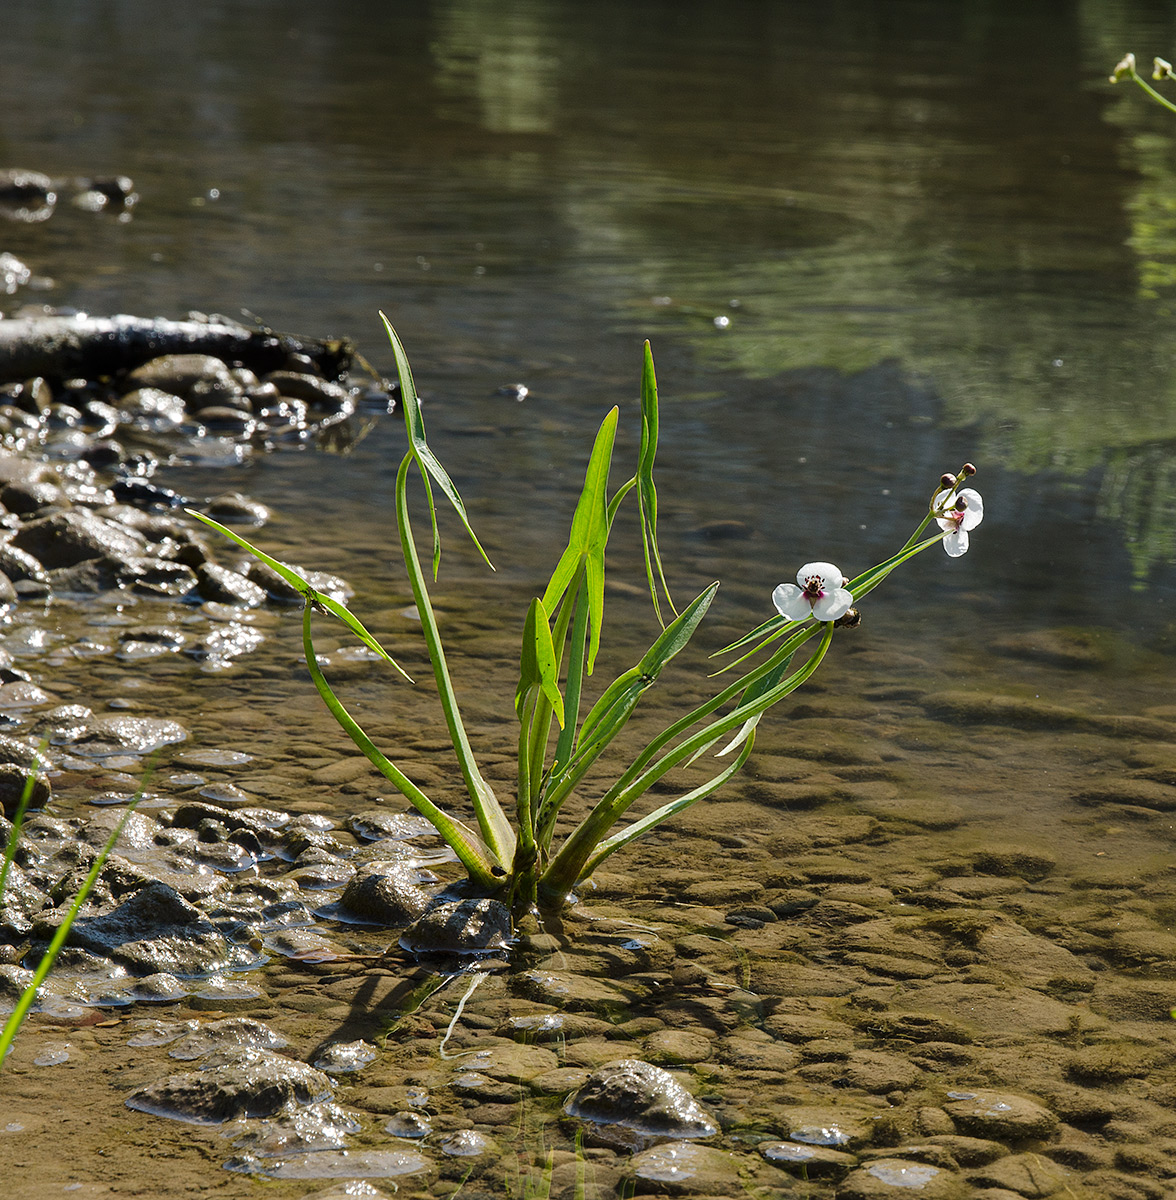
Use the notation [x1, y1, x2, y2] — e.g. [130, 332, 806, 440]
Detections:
[186, 510, 410, 680]
[380, 312, 493, 573]
[574, 730, 757, 883]
[540, 406, 618, 674]
[636, 341, 676, 623]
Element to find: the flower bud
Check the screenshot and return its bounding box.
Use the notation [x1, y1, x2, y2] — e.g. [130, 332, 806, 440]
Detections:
[1110, 53, 1136, 83]
[961, 462, 977, 476]
[834, 608, 861, 629]
[939, 473, 957, 489]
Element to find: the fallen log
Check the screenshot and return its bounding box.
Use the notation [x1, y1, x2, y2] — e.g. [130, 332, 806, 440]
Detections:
[0, 313, 353, 384]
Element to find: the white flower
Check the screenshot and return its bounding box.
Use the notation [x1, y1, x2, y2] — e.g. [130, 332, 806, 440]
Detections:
[773, 561, 853, 623]
[933, 487, 983, 557]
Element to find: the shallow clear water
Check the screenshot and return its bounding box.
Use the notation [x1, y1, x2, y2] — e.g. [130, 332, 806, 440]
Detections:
[4, 2, 1176, 643]
[5, 5, 1176, 1195]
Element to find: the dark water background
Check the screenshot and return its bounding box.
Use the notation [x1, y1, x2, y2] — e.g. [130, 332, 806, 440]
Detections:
[3, 0, 1176, 733]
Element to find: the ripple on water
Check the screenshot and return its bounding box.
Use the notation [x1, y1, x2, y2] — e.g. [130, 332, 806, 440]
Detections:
[175, 748, 254, 768]
[32, 1042, 71, 1066]
[313, 1040, 378, 1074]
[227, 1148, 431, 1179]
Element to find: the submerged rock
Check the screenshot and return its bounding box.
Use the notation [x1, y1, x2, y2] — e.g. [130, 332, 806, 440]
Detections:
[626, 1141, 746, 1193]
[126, 1047, 333, 1123]
[340, 864, 432, 926]
[837, 1158, 968, 1199]
[399, 897, 512, 955]
[564, 1059, 718, 1139]
[65, 714, 187, 758]
[167, 1017, 288, 1061]
[62, 879, 236, 976]
[942, 1089, 1059, 1141]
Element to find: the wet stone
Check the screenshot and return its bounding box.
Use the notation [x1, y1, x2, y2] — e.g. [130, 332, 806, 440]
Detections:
[126, 1047, 334, 1123]
[967, 1151, 1073, 1196]
[0, 761, 50, 815]
[167, 1017, 288, 1060]
[0, 541, 49, 582]
[264, 370, 352, 411]
[644, 1029, 714, 1065]
[942, 1090, 1059, 1142]
[385, 1111, 431, 1138]
[515, 968, 635, 1014]
[346, 809, 439, 842]
[313, 1039, 378, 1074]
[233, 1147, 429, 1180]
[969, 846, 1056, 881]
[66, 714, 187, 758]
[340, 864, 432, 925]
[195, 561, 267, 606]
[761, 1140, 856, 1179]
[187, 977, 267, 1011]
[837, 1158, 970, 1198]
[399, 897, 512, 955]
[564, 1059, 718, 1139]
[625, 1143, 746, 1194]
[126, 354, 233, 396]
[438, 1129, 495, 1157]
[778, 1106, 877, 1149]
[12, 509, 146, 569]
[0, 680, 51, 709]
[454, 1043, 559, 1084]
[225, 1101, 359, 1157]
[61, 879, 235, 976]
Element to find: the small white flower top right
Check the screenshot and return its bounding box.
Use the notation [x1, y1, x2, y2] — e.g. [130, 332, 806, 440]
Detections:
[933, 486, 983, 557]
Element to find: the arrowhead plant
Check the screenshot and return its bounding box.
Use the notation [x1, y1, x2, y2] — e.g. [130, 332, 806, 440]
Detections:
[191, 317, 982, 916]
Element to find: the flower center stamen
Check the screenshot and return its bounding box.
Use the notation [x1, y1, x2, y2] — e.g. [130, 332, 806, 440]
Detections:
[802, 575, 825, 600]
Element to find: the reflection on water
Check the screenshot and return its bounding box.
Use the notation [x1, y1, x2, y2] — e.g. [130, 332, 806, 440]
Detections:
[0, 6, 1174, 750]
[2, 0, 1176, 609]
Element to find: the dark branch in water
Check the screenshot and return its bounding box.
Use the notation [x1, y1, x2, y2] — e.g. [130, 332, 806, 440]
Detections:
[0, 312, 353, 383]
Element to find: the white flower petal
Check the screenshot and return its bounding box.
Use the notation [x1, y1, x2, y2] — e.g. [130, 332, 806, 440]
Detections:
[956, 488, 983, 531]
[812, 588, 853, 622]
[772, 583, 812, 621]
[942, 529, 969, 557]
[795, 560, 844, 590]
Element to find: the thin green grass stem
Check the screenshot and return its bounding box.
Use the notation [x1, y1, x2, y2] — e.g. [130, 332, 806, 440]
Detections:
[0, 791, 141, 1068]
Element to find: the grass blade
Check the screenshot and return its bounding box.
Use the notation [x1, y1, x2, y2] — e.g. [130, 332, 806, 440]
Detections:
[0, 768, 148, 1069]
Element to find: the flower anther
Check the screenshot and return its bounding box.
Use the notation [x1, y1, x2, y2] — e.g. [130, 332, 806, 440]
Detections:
[773, 561, 854, 623]
[933, 486, 983, 557]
